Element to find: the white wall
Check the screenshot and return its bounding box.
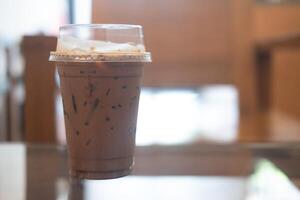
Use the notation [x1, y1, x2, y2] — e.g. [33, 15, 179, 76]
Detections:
[73, 0, 92, 24]
[0, 0, 68, 42]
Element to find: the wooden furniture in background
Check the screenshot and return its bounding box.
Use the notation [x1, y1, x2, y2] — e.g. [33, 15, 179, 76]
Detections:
[253, 4, 300, 116]
[92, 0, 234, 86]
[4, 45, 26, 141]
[272, 42, 300, 118]
[92, 0, 300, 142]
[92, 0, 264, 141]
[251, 3, 300, 141]
[254, 4, 300, 42]
[21, 36, 57, 143]
[268, 35, 300, 141]
[237, 33, 300, 141]
[231, 0, 266, 141]
[256, 33, 300, 112]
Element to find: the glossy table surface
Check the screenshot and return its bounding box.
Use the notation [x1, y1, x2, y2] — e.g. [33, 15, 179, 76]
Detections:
[1, 143, 300, 200]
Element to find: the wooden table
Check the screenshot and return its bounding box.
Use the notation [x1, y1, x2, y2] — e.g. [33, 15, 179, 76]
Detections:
[1, 143, 300, 199]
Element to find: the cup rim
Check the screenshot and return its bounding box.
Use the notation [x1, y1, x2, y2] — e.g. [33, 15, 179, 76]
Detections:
[60, 24, 142, 30]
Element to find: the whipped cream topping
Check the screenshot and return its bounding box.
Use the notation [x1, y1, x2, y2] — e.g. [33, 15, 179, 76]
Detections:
[50, 36, 151, 62]
[56, 36, 146, 54]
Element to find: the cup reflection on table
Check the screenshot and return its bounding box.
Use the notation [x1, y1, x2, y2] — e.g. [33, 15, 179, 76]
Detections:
[68, 177, 85, 200]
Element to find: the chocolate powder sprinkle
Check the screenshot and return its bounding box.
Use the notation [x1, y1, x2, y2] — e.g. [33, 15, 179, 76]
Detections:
[106, 88, 111, 96]
[92, 98, 100, 111]
[72, 95, 77, 113]
[85, 139, 91, 146]
[84, 98, 100, 125]
[88, 83, 96, 97]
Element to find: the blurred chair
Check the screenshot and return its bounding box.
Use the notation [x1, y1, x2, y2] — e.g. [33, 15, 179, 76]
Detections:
[21, 36, 57, 143]
[92, 0, 300, 142]
[262, 34, 300, 141]
[242, 3, 300, 141]
[5, 44, 27, 142]
[1, 43, 28, 141]
[0, 44, 8, 141]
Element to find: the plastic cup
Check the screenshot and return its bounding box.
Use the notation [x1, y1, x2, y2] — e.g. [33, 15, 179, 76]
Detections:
[49, 24, 151, 179]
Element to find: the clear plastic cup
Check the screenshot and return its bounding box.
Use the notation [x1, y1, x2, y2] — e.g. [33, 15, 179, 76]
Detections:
[50, 24, 151, 179]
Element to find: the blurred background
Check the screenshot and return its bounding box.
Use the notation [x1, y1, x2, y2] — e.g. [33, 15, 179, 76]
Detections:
[1, 0, 300, 199]
[0, 0, 300, 146]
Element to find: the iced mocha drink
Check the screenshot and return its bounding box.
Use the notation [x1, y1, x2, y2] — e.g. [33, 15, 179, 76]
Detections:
[49, 24, 151, 179]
